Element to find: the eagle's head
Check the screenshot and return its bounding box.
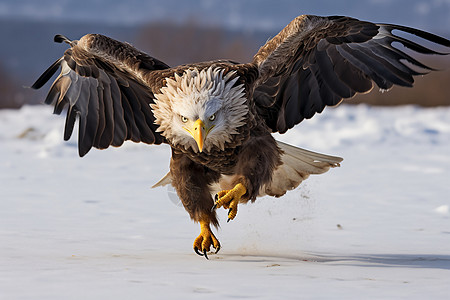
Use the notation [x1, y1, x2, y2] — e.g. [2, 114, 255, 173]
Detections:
[151, 67, 248, 153]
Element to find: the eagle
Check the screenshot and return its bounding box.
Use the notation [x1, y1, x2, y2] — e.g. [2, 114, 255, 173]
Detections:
[32, 15, 449, 259]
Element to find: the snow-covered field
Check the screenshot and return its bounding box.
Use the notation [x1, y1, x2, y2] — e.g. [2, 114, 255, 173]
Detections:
[1, 104, 449, 299]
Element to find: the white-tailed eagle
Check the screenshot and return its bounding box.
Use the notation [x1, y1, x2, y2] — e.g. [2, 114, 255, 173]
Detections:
[32, 15, 450, 258]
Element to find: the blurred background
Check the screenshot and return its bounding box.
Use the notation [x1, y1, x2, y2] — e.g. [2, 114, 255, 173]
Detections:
[0, 0, 449, 109]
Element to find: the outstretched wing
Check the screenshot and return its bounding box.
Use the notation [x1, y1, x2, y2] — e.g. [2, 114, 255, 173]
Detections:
[32, 34, 170, 156]
[252, 15, 450, 133]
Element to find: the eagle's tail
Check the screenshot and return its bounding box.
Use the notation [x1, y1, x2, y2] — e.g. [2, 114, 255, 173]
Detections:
[261, 141, 343, 197]
[153, 141, 343, 198]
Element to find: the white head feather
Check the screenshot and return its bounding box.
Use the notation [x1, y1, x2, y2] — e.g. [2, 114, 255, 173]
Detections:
[151, 67, 248, 152]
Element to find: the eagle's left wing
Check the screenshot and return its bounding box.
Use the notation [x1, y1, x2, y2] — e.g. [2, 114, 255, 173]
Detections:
[32, 34, 170, 156]
[252, 15, 450, 133]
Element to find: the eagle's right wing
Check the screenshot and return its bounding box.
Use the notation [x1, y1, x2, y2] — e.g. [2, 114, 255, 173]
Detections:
[32, 34, 170, 156]
[251, 15, 450, 134]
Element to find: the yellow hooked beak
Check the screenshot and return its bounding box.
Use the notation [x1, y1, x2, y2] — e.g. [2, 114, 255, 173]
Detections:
[184, 119, 214, 153]
[192, 119, 206, 152]
[183, 119, 215, 152]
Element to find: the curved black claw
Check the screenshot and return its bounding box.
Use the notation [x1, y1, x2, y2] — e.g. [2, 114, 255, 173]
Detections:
[194, 247, 204, 257]
[203, 249, 209, 260]
[227, 208, 233, 223]
[214, 246, 221, 254]
[211, 194, 219, 212]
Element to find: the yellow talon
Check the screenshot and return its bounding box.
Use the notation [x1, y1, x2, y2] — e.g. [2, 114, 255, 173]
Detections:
[193, 221, 221, 259]
[213, 183, 247, 221]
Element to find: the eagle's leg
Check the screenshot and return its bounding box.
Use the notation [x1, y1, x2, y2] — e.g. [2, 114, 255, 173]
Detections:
[212, 132, 282, 222]
[169, 149, 222, 258]
[213, 183, 247, 222]
[193, 220, 221, 259]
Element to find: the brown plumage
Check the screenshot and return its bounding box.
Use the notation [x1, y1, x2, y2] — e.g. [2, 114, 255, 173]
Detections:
[32, 15, 450, 258]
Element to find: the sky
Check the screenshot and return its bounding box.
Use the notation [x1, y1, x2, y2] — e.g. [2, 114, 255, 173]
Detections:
[0, 0, 449, 31]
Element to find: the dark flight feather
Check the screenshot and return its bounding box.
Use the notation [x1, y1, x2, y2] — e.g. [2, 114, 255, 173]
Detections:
[252, 15, 450, 133]
[31, 34, 169, 156]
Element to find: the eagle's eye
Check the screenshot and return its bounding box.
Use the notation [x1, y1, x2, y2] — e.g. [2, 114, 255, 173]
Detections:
[208, 114, 216, 121]
[181, 116, 188, 123]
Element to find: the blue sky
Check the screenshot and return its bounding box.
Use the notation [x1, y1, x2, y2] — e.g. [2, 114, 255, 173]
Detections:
[0, 0, 449, 31]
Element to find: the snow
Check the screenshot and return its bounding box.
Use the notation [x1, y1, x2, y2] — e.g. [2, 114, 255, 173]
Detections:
[1, 104, 450, 299]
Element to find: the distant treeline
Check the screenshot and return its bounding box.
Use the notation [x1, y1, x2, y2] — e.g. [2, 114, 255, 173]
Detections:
[1, 21, 449, 109]
[0, 62, 23, 109]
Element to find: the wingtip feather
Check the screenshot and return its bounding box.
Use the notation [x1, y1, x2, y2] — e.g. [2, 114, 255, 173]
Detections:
[54, 34, 71, 44]
[31, 58, 63, 90]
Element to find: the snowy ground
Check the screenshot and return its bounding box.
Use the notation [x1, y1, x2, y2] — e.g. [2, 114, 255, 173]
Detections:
[1, 104, 449, 299]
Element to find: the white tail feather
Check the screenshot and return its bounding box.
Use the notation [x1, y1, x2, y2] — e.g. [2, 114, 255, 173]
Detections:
[261, 141, 342, 197]
[151, 172, 172, 188]
[152, 141, 343, 199]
